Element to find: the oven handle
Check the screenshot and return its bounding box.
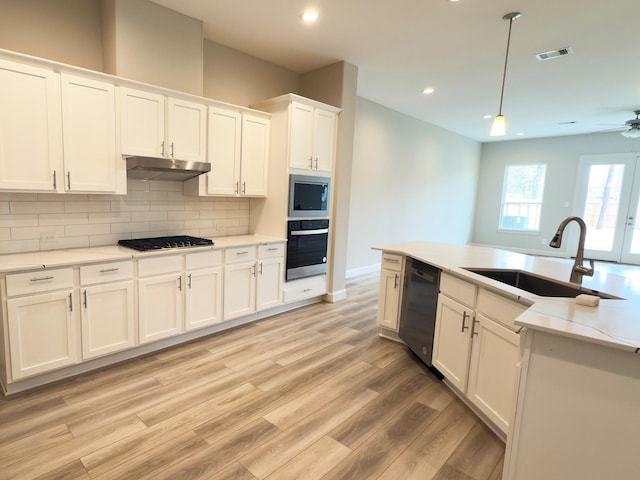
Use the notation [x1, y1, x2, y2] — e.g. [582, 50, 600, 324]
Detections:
[290, 228, 329, 236]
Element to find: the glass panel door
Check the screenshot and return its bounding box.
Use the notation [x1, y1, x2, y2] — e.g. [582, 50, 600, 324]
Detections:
[573, 154, 637, 262]
[620, 160, 640, 264]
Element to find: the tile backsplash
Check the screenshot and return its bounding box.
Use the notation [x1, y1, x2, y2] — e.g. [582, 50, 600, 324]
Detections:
[0, 179, 249, 254]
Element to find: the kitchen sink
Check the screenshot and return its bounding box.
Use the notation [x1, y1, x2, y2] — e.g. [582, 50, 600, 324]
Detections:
[463, 268, 621, 299]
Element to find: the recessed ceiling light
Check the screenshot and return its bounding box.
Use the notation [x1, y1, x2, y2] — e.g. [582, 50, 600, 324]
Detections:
[422, 87, 435, 95]
[516, 132, 525, 136]
[483, 114, 492, 119]
[300, 10, 319, 23]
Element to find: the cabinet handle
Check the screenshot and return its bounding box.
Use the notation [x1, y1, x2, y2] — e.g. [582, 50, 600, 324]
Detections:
[188, 273, 192, 289]
[267, 247, 279, 251]
[259, 262, 263, 275]
[314, 157, 319, 169]
[99, 268, 119, 273]
[237, 251, 249, 255]
[252, 263, 256, 277]
[178, 276, 182, 291]
[170, 142, 174, 158]
[53, 170, 57, 190]
[67, 171, 71, 190]
[303, 288, 312, 292]
[161, 141, 165, 156]
[309, 157, 313, 169]
[384, 258, 400, 264]
[242, 181, 246, 195]
[235, 181, 239, 194]
[471, 317, 479, 336]
[461, 311, 469, 332]
[394, 273, 399, 289]
[83, 290, 87, 308]
[69, 293, 73, 312]
[30, 276, 54, 283]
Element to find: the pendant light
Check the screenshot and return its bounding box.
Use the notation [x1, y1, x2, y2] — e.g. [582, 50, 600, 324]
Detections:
[490, 12, 521, 137]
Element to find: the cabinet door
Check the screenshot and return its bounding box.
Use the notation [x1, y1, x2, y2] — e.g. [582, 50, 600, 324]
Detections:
[185, 266, 223, 331]
[61, 74, 117, 192]
[256, 257, 283, 311]
[313, 108, 336, 173]
[432, 295, 473, 392]
[7, 290, 77, 380]
[467, 314, 520, 434]
[207, 106, 241, 196]
[376, 269, 402, 330]
[138, 274, 184, 344]
[120, 87, 165, 158]
[288, 101, 314, 170]
[224, 262, 256, 320]
[167, 97, 207, 162]
[240, 113, 270, 196]
[0, 59, 62, 191]
[81, 281, 135, 360]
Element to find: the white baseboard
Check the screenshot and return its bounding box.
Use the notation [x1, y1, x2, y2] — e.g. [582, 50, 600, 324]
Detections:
[346, 263, 381, 279]
[325, 289, 347, 303]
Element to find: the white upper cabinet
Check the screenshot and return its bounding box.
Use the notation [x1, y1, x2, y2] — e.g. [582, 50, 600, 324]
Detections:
[60, 74, 119, 193]
[184, 106, 270, 197]
[289, 101, 337, 173]
[240, 113, 270, 196]
[120, 87, 206, 163]
[0, 59, 63, 192]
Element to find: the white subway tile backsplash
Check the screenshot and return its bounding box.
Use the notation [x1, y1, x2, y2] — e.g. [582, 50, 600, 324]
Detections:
[65, 201, 111, 213]
[66, 223, 110, 237]
[0, 182, 256, 254]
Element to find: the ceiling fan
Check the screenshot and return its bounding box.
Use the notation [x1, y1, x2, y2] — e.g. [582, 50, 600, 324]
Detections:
[599, 110, 640, 138]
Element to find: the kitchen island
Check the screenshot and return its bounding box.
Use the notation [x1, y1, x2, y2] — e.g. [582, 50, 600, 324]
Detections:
[373, 241, 640, 480]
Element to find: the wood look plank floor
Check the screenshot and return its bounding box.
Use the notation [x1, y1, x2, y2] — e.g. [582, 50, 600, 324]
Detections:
[0, 273, 505, 480]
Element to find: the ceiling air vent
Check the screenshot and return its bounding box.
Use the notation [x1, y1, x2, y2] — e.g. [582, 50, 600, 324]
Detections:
[535, 47, 574, 61]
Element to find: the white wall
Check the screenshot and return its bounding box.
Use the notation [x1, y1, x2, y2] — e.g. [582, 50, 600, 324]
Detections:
[472, 132, 640, 256]
[346, 98, 481, 275]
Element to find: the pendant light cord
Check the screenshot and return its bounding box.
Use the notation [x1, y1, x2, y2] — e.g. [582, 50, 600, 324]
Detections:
[498, 16, 516, 116]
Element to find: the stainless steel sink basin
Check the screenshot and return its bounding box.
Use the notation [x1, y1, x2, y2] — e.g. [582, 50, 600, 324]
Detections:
[463, 268, 621, 299]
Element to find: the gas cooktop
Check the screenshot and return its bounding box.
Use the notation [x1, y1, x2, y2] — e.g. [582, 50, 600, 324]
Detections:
[118, 235, 214, 252]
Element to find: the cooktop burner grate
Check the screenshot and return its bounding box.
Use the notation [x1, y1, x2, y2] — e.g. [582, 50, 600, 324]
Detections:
[118, 235, 214, 252]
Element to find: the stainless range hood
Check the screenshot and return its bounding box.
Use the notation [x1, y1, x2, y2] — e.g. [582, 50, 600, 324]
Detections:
[126, 156, 210, 181]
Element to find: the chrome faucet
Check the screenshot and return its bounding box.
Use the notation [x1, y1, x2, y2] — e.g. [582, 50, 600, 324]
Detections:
[549, 216, 594, 285]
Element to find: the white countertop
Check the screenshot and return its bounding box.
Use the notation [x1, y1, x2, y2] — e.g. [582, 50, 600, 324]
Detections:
[373, 241, 640, 353]
[0, 234, 286, 273]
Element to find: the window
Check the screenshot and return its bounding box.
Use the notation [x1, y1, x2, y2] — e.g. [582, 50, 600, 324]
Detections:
[499, 164, 547, 231]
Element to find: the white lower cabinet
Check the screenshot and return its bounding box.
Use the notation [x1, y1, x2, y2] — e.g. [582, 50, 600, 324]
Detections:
[432, 294, 474, 392]
[7, 290, 78, 380]
[432, 272, 526, 435]
[185, 251, 223, 331]
[224, 244, 284, 320]
[138, 256, 184, 344]
[376, 253, 404, 331]
[467, 313, 520, 433]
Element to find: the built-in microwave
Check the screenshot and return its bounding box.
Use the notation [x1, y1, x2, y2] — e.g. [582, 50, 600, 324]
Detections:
[289, 174, 330, 217]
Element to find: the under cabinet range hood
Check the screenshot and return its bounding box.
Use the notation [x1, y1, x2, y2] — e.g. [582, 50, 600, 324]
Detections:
[125, 156, 210, 181]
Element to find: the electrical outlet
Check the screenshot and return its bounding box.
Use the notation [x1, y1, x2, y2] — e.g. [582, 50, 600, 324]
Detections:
[40, 232, 57, 242]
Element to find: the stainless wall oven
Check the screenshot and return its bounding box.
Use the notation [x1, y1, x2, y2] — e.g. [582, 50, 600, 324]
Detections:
[286, 219, 329, 281]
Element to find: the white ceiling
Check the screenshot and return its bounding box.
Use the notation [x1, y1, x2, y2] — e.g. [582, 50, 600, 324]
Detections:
[150, 0, 640, 143]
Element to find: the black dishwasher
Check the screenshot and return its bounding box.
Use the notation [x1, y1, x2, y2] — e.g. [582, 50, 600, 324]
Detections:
[399, 259, 442, 376]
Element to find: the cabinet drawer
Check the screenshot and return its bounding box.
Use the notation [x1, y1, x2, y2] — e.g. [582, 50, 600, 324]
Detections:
[80, 261, 133, 285]
[138, 255, 182, 277]
[440, 272, 477, 307]
[185, 250, 222, 270]
[477, 288, 528, 331]
[283, 276, 327, 303]
[258, 243, 284, 259]
[225, 246, 257, 264]
[381, 253, 403, 272]
[6, 268, 74, 297]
